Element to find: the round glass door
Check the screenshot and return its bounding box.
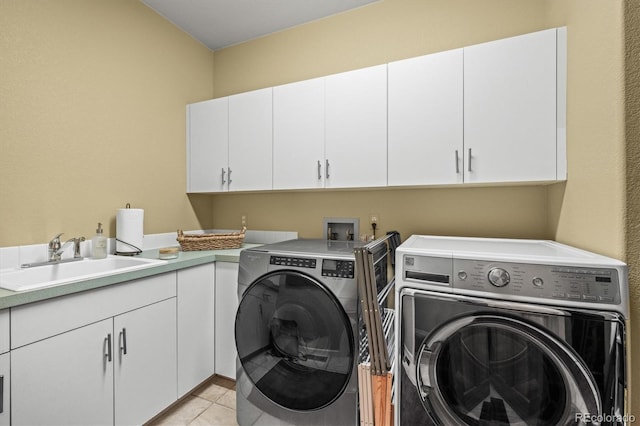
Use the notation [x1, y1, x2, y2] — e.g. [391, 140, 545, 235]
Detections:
[235, 270, 354, 411]
[416, 315, 600, 425]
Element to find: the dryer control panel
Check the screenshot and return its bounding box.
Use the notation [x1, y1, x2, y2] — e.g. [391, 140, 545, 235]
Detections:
[453, 259, 622, 305]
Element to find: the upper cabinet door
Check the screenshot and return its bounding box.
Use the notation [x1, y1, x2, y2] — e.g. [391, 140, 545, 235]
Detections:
[229, 88, 273, 191]
[273, 77, 325, 190]
[463, 28, 559, 183]
[325, 64, 387, 188]
[388, 49, 464, 186]
[187, 98, 229, 193]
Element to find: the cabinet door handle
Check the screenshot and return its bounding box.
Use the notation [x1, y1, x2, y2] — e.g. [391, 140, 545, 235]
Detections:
[105, 333, 112, 362]
[221, 168, 226, 185]
[317, 160, 322, 180]
[455, 150, 460, 174]
[119, 328, 128, 355]
[325, 159, 330, 179]
[468, 148, 472, 172]
[228, 168, 232, 185]
[0, 375, 4, 414]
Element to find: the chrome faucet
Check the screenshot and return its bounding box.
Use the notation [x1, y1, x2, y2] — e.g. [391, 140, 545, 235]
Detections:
[72, 236, 86, 258]
[48, 233, 63, 261]
[48, 234, 85, 261]
[21, 234, 86, 268]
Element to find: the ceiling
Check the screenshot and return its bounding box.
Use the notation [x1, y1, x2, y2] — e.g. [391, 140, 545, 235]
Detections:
[141, 0, 380, 51]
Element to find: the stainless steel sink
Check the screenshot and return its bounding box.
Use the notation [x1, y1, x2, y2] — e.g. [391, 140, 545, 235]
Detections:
[0, 255, 167, 292]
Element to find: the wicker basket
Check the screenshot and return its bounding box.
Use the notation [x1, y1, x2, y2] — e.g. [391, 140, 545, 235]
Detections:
[177, 227, 246, 251]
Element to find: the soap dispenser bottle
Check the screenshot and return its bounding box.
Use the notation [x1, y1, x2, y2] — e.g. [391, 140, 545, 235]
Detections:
[92, 222, 108, 259]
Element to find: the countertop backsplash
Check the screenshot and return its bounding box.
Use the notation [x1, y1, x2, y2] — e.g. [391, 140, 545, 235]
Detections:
[0, 229, 297, 270]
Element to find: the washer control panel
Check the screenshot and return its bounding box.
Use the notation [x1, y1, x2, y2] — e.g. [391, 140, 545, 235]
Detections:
[270, 256, 317, 269]
[321, 259, 355, 278]
[269, 255, 355, 278]
[453, 259, 621, 305]
[487, 267, 510, 287]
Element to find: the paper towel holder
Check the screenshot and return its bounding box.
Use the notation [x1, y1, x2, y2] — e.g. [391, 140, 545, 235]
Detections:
[114, 239, 142, 256]
[115, 203, 143, 256]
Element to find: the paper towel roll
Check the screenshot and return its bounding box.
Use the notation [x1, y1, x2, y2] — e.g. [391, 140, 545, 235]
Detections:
[116, 208, 144, 255]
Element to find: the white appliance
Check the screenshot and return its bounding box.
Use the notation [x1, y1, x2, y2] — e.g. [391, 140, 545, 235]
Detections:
[395, 235, 629, 425]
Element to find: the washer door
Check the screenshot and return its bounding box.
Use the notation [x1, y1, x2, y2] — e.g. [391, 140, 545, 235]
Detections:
[235, 270, 354, 411]
[416, 314, 601, 425]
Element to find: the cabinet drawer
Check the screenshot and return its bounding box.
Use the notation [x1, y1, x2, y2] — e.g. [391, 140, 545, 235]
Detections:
[0, 311, 8, 354]
[11, 272, 176, 348]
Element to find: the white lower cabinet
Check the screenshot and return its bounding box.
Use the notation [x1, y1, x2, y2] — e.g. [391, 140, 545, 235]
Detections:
[114, 298, 177, 426]
[0, 310, 9, 426]
[7, 263, 221, 425]
[12, 298, 177, 426]
[11, 273, 178, 426]
[214, 262, 239, 379]
[177, 263, 215, 397]
[0, 353, 10, 426]
[12, 319, 115, 426]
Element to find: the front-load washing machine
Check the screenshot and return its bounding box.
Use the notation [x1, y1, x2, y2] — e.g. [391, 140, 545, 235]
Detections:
[396, 235, 629, 426]
[235, 239, 365, 426]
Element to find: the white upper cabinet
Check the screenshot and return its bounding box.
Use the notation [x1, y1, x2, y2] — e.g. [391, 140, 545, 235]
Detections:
[273, 77, 325, 190]
[388, 49, 464, 186]
[187, 98, 229, 193]
[463, 28, 561, 183]
[187, 88, 273, 193]
[187, 27, 565, 192]
[228, 87, 273, 191]
[325, 64, 388, 188]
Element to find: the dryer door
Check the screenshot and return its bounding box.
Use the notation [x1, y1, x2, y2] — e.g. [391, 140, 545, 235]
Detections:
[235, 270, 354, 411]
[416, 314, 601, 425]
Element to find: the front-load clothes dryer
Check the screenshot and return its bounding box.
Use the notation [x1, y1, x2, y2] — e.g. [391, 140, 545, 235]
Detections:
[396, 235, 629, 426]
[235, 239, 362, 426]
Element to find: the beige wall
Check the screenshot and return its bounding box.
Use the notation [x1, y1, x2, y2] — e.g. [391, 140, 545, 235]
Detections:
[546, 1, 626, 259]
[213, 0, 547, 97]
[625, 0, 640, 416]
[0, 0, 215, 247]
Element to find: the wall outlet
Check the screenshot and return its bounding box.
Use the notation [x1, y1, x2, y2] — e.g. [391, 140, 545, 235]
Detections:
[369, 214, 379, 225]
[241, 214, 248, 227]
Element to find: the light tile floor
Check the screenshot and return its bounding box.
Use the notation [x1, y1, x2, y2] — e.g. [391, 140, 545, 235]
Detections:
[148, 376, 238, 426]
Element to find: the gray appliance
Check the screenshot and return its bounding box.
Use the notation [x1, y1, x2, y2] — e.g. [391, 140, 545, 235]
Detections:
[396, 235, 629, 425]
[235, 239, 366, 426]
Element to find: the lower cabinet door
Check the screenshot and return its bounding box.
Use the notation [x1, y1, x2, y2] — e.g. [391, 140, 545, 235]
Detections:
[0, 353, 9, 426]
[11, 319, 115, 426]
[215, 262, 239, 378]
[177, 263, 215, 397]
[114, 298, 177, 426]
